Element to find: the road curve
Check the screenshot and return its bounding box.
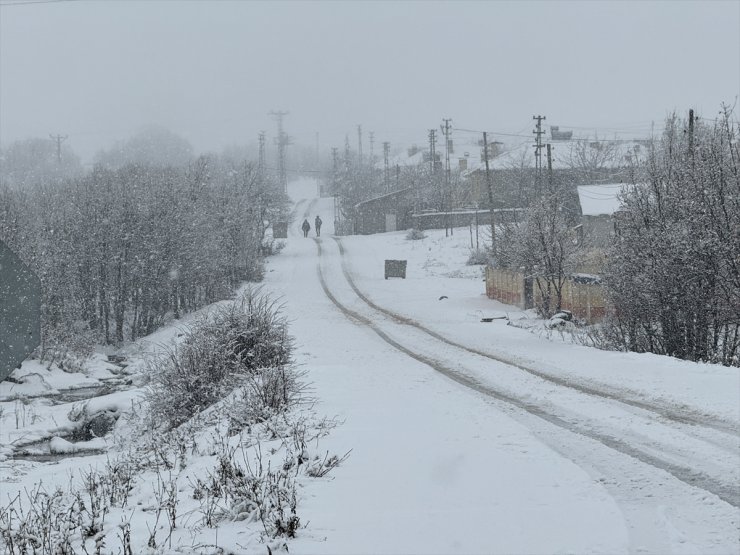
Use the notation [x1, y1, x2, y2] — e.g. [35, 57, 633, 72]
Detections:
[314, 237, 740, 508]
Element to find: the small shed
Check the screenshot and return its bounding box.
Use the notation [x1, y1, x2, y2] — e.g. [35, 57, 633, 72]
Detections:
[354, 188, 414, 235]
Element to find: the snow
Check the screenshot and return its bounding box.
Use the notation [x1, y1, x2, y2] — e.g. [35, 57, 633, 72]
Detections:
[49, 436, 107, 454]
[0, 176, 737, 554]
[69, 389, 144, 420]
[276, 177, 740, 553]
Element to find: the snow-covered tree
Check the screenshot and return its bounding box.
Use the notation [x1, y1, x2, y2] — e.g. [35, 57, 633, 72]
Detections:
[563, 136, 624, 185]
[603, 108, 740, 366]
[0, 137, 82, 189]
[0, 148, 289, 356]
[93, 125, 193, 169]
[494, 158, 583, 318]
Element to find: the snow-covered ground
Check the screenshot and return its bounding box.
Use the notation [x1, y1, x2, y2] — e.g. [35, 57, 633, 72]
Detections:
[273, 178, 740, 554]
[1, 176, 738, 554]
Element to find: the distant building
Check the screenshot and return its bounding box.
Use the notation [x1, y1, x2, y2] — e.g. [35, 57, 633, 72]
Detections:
[576, 183, 634, 246]
[354, 188, 414, 235]
[550, 126, 573, 141]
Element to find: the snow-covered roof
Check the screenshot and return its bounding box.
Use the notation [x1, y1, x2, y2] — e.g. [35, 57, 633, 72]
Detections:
[355, 187, 413, 209]
[462, 139, 648, 176]
[375, 140, 485, 171]
[577, 183, 631, 216]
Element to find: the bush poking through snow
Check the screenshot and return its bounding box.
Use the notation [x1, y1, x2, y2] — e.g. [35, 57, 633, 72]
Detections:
[1, 289, 347, 552]
[466, 249, 489, 266]
[147, 289, 295, 429]
[228, 366, 308, 429]
[262, 239, 286, 256]
[406, 228, 426, 241]
[0, 401, 347, 551]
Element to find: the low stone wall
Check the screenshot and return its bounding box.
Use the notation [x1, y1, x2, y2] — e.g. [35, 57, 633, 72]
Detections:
[412, 209, 523, 231]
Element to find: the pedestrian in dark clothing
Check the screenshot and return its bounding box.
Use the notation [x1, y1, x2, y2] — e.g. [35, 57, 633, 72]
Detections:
[301, 219, 311, 238]
[315, 215, 322, 237]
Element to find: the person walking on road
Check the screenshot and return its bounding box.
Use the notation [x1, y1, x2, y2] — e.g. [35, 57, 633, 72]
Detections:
[301, 219, 311, 238]
[315, 215, 323, 237]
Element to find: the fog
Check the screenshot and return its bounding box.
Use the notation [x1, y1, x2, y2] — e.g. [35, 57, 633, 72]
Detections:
[1, 0, 738, 162]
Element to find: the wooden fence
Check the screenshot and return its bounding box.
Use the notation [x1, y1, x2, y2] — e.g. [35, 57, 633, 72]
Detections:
[485, 268, 526, 308]
[486, 266, 607, 323]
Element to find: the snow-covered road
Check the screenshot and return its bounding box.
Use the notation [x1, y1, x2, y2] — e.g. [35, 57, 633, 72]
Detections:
[269, 179, 740, 554]
[4, 177, 734, 553]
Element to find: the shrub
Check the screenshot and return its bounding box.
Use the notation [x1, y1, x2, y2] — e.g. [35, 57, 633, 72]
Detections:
[405, 228, 426, 240]
[261, 239, 286, 256]
[147, 289, 295, 429]
[466, 249, 489, 266]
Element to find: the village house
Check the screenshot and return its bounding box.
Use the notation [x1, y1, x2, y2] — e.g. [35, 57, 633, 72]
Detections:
[353, 187, 414, 235]
[575, 183, 633, 248]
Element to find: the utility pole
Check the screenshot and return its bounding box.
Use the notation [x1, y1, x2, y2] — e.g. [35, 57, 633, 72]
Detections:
[357, 124, 363, 167]
[258, 131, 266, 174]
[483, 131, 495, 250]
[49, 134, 67, 163]
[383, 141, 390, 192]
[269, 110, 290, 192]
[428, 129, 437, 174]
[442, 118, 453, 236]
[344, 135, 351, 166]
[331, 147, 339, 191]
[532, 115, 546, 188]
[331, 147, 339, 225]
[369, 131, 375, 162]
[688, 108, 695, 164]
[546, 143, 554, 193]
[315, 131, 320, 196]
[428, 128, 438, 227]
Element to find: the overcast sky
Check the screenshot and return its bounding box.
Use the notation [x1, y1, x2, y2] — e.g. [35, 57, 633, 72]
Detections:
[1, 0, 738, 163]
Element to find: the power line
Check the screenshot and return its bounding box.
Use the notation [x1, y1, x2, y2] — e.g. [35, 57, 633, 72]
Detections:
[0, 0, 77, 6]
[454, 126, 656, 144]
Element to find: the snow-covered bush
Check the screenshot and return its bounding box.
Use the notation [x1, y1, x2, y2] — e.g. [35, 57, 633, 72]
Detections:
[466, 249, 488, 265]
[232, 366, 306, 426]
[406, 228, 427, 240]
[262, 239, 286, 256]
[147, 289, 295, 429]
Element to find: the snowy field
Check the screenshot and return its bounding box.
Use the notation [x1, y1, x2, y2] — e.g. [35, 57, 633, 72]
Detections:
[1, 176, 738, 554]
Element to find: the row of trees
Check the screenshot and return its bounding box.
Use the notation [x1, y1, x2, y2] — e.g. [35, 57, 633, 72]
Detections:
[1, 133, 290, 363]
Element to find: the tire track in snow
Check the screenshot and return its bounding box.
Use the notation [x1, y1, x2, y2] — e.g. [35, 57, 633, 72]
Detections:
[332, 236, 739, 442]
[300, 199, 319, 220]
[314, 238, 740, 509]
